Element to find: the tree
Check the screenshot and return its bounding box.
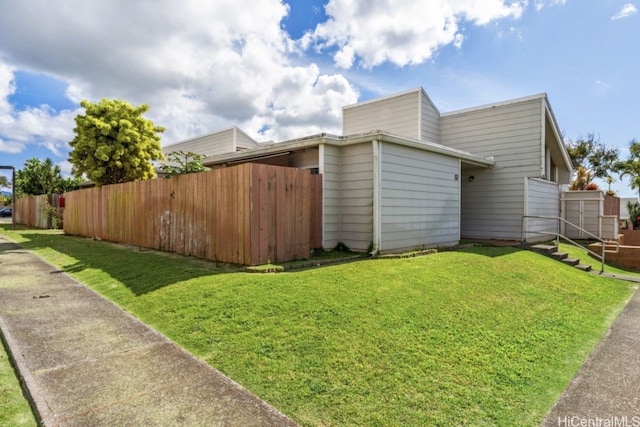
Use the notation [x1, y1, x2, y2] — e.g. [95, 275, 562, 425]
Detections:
[0, 175, 9, 189]
[69, 98, 165, 185]
[568, 167, 597, 190]
[565, 134, 619, 190]
[626, 201, 640, 229]
[15, 158, 81, 197]
[159, 150, 208, 178]
[614, 139, 640, 198]
[605, 176, 616, 196]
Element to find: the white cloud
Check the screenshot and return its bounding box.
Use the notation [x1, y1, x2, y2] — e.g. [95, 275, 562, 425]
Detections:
[535, 0, 567, 11]
[0, 0, 358, 149]
[612, 3, 638, 20]
[303, 0, 527, 69]
[57, 160, 73, 177]
[0, 138, 25, 154]
[0, 63, 80, 156]
[0, 62, 15, 116]
[0, 0, 552, 157]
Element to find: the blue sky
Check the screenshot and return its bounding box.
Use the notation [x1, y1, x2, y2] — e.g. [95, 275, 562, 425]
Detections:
[0, 0, 638, 196]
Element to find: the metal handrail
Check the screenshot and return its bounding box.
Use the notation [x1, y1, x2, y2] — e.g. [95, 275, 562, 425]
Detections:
[521, 215, 620, 274]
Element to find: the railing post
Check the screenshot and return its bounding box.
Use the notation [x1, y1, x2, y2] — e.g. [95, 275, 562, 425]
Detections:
[522, 213, 611, 274]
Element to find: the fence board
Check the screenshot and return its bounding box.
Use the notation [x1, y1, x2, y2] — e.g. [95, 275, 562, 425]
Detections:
[604, 195, 620, 217]
[62, 164, 322, 265]
[14, 194, 61, 229]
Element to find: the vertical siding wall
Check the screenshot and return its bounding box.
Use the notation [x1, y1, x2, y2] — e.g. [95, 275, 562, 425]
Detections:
[442, 98, 544, 240]
[322, 144, 342, 248]
[524, 178, 560, 241]
[63, 164, 322, 265]
[380, 144, 460, 252]
[339, 143, 374, 251]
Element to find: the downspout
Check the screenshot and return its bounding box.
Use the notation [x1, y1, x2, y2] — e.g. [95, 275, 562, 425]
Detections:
[523, 177, 529, 242]
[371, 139, 381, 255]
[540, 102, 546, 179]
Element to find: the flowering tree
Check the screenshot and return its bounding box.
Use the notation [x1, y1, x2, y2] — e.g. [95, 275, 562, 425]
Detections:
[69, 99, 165, 185]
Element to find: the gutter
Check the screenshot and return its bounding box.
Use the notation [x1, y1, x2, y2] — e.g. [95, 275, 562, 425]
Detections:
[371, 139, 381, 255]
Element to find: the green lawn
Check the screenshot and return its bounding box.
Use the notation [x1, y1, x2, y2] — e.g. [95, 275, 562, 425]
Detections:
[0, 340, 37, 426]
[0, 226, 636, 426]
[558, 242, 640, 277]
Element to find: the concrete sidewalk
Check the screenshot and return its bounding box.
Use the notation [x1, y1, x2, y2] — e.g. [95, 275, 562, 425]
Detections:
[542, 286, 640, 426]
[0, 236, 297, 427]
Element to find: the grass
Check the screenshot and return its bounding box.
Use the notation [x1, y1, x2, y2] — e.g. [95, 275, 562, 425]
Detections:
[557, 242, 640, 277]
[0, 225, 636, 426]
[0, 339, 37, 426]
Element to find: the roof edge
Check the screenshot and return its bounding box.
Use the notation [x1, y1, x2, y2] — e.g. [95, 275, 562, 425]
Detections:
[343, 87, 424, 110]
[441, 93, 548, 117]
[163, 125, 258, 149]
[202, 130, 493, 168]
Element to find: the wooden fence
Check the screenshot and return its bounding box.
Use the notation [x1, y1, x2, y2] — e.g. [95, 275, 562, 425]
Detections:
[14, 194, 64, 229]
[604, 195, 620, 217]
[63, 163, 322, 265]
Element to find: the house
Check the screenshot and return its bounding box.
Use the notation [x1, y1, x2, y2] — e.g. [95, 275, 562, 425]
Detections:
[163, 87, 572, 253]
[162, 126, 259, 157]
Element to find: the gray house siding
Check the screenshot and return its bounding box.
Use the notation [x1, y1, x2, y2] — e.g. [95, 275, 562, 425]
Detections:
[343, 88, 441, 143]
[419, 92, 440, 142]
[339, 143, 374, 251]
[380, 143, 460, 252]
[164, 127, 258, 158]
[343, 91, 420, 139]
[321, 144, 342, 249]
[524, 178, 560, 241]
[442, 98, 544, 239]
[234, 128, 259, 150]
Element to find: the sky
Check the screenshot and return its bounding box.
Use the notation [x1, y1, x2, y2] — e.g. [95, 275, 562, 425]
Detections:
[0, 0, 638, 197]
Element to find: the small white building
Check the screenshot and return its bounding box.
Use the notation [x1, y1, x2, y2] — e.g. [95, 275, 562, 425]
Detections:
[163, 88, 572, 253]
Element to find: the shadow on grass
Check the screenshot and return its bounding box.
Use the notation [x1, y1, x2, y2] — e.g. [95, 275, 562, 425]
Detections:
[0, 225, 238, 296]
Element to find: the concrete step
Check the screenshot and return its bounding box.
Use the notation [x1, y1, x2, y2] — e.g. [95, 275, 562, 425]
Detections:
[526, 243, 593, 274]
[561, 257, 580, 267]
[551, 251, 568, 261]
[530, 244, 558, 255]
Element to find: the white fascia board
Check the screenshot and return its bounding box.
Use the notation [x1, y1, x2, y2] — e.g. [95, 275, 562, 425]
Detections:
[342, 87, 423, 110]
[441, 93, 547, 117]
[364, 133, 494, 167]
